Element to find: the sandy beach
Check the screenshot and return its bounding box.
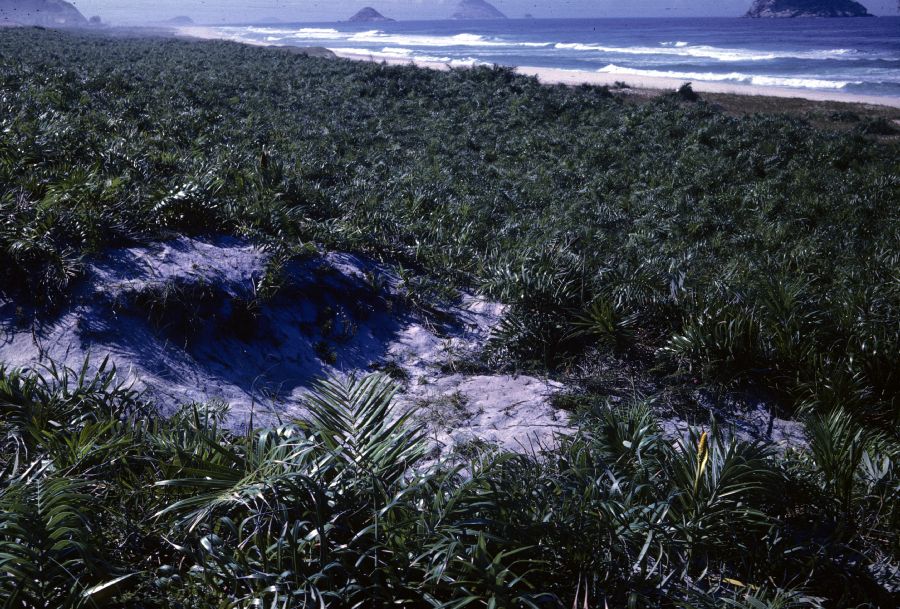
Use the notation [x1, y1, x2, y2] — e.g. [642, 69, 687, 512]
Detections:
[176, 25, 900, 110]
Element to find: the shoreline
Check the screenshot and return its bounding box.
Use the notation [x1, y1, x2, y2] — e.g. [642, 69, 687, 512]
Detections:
[177, 26, 900, 109]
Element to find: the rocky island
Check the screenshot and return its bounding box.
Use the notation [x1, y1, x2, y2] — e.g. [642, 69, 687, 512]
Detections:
[164, 16, 195, 26]
[348, 7, 395, 22]
[746, 0, 873, 17]
[451, 0, 507, 20]
[0, 0, 87, 27]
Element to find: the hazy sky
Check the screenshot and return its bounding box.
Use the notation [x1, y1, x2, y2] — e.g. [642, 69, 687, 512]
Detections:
[69, 1, 898, 25]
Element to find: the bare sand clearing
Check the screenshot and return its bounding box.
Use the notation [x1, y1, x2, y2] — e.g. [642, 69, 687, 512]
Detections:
[176, 25, 900, 110]
[0, 237, 805, 452]
[0, 236, 569, 456]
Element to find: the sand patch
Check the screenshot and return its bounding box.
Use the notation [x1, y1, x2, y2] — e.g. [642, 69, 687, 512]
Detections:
[0, 236, 569, 454]
[0, 236, 806, 453]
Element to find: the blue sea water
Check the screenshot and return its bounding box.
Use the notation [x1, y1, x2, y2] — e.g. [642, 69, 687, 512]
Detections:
[213, 18, 900, 98]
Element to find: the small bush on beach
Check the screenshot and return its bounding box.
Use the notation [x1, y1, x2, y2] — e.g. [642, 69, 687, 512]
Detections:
[858, 116, 899, 136]
[677, 81, 701, 101]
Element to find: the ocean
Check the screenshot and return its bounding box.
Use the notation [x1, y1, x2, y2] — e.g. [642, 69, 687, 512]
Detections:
[210, 17, 900, 98]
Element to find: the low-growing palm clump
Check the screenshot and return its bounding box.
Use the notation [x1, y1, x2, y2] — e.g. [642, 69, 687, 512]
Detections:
[1, 29, 897, 428]
[1, 27, 899, 607]
[0, 363, 897, 607]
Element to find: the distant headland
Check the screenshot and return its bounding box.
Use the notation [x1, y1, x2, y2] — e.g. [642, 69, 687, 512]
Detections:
[451, 0, 507, 20]
[348, 7, 395, 23]
[0, 0, 86, 27]
[745, 0, 873, 17]
[164, 16, 195, 26]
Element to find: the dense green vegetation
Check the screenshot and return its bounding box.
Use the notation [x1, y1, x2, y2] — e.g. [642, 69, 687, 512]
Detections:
[0, 28, 898, 607]
[0, 363, 898, 608]
[1, 29, 898, 426]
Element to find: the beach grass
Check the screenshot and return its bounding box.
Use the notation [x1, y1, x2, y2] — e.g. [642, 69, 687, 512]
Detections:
[0, 362, 898, 607]
[2, 26, 898, 422]
[0, 27, 898, 607]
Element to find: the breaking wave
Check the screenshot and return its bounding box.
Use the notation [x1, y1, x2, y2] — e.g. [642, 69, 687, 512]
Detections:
[201, 23, 897, 98]
[598, 64, 861, 89]
[329, 47, 483, 67]
[557, 42, 858, 62]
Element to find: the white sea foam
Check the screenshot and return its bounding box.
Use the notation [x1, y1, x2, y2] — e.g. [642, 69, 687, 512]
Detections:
[222, 26, 861, 64]
[747, 75, 857, 89]
[201, 25, 888, 95]
[214, 26, 346, 44]
[329, 47, 483, 67]
[250, 26, 342, 37]
[345, 31, 551, 48]
[227, 27, 551, 48]
[557, 42, 856, 62]
[598, 64, 861, 89]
